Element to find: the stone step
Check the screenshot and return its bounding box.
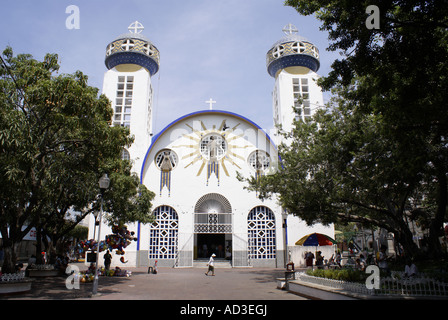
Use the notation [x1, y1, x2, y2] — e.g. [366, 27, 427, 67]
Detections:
[193, 260, 232, 268]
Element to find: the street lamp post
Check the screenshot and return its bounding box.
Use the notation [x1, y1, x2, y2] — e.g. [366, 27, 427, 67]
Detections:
[92, 173, 110, 296]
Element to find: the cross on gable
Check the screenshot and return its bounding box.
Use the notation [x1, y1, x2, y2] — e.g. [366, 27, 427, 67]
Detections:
[205, 98, 216, 110]
[128, 21, 144, 34]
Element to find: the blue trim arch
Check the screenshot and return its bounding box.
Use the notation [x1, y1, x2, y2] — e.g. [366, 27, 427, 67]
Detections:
[139, 109, 279, 184]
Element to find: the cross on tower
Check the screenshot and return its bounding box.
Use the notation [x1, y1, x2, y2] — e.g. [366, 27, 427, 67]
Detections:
[282, 23, 298, 35]
[128, 21, 144, 34]
[205, 98, 216, 110]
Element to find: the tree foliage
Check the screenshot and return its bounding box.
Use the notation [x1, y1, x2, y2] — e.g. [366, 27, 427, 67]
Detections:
[245, 1, 448, 258]
[247, 89, 424, 256]
[0, 47, 154, 272]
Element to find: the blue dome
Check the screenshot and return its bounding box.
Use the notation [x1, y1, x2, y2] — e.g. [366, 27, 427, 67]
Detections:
[266, 25, 320, 77]
[105, 23, 160, 76]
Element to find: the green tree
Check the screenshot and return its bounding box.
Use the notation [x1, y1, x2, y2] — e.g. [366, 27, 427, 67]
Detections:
[246, 90, 424, 257]
[0, 47, 154, 272]
[279, 0, 448, 257]
[38, 158, 154, 263]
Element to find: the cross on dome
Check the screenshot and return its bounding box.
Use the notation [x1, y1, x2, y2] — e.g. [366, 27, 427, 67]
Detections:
[128, 21, 144, 34]
[282, 23, 298, 35]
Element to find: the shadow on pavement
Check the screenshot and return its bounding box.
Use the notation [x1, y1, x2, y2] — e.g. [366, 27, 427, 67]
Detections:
[0, 275, 132, 300]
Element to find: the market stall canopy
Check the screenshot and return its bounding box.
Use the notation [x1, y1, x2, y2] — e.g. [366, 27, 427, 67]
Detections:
[295, 233, 336, 246]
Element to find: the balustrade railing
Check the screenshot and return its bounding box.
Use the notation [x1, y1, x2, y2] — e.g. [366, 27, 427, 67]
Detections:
[295, 271, 448, 297]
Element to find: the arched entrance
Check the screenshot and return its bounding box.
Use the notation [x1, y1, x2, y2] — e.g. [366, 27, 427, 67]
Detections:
[194, 193, 232, 260]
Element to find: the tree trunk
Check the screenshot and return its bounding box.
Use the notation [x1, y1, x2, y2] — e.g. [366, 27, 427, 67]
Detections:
[395, 227, 420, 259]
[35, 228, 44, 264]
[1, 241, 19, 273]
[428, 164, 447, 258]
[45, 236, 57, 264]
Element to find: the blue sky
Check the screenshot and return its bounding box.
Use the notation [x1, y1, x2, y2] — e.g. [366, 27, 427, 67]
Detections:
[0, 0, 340, 133]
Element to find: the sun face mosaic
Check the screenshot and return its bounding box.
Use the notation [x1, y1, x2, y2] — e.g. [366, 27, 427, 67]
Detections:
[174, 118, 249, 186]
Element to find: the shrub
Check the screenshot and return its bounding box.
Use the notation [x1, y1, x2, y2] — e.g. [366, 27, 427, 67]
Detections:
[305, 268, 368, 283]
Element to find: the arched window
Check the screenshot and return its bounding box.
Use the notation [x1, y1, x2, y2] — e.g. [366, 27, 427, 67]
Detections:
[194, 193, 232, 234]
[149, 206, 179, 260]
[247, 206, 276, 259]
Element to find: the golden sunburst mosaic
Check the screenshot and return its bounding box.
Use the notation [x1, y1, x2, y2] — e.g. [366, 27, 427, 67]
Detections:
[173, 119, 251, 185]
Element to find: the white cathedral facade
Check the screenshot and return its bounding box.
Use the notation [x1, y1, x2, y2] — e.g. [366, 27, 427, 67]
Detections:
[89, 21, 334, 268]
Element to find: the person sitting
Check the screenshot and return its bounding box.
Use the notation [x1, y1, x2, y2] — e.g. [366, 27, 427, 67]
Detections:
[87, 262, 96, 274]
[15, 263, 24, 272]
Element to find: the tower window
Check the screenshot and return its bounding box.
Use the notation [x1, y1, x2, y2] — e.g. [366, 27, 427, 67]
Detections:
[121, 39, 135, 51]
[272, 45, 285, 58]
[311, 46, 319, 59]
[106, 43, 115, 56]
[121, 149, 130, 161]
[292, 41, 306, 53]
[293, 78, 312, 121]
[143, 43, 155, 56]
[113, 75, 134, 129]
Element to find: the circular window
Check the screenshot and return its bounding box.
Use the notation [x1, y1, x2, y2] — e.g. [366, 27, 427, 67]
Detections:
[292, 41, 306, 53]
[248, 150, 271, 172]
[311, 46, 319, 59]
[200, 134, 227, 161]
[144, 43, 155, 56]
[107, 43, 115, 56]
[155, 149, 178, 171]
[272, 45, 285, 58]
[121, 39, 135, 51]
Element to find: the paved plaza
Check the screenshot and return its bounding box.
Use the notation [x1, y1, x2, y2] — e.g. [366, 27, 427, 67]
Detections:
[1, 265, 307, 301]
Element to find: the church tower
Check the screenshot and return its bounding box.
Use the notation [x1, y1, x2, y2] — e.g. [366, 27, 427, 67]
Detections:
[102, 21, 160, 174]
[267, 24, 323, 137]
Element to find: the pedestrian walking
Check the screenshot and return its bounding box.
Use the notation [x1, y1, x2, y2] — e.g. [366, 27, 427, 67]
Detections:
[205, 253, 216, 276]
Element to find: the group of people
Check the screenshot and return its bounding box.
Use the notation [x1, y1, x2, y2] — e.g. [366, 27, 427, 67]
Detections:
[199, 243, 230, 259]
[304, 249, 374, 271]
[303, 246, 419, 278]
[304, 250, 335, 269]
